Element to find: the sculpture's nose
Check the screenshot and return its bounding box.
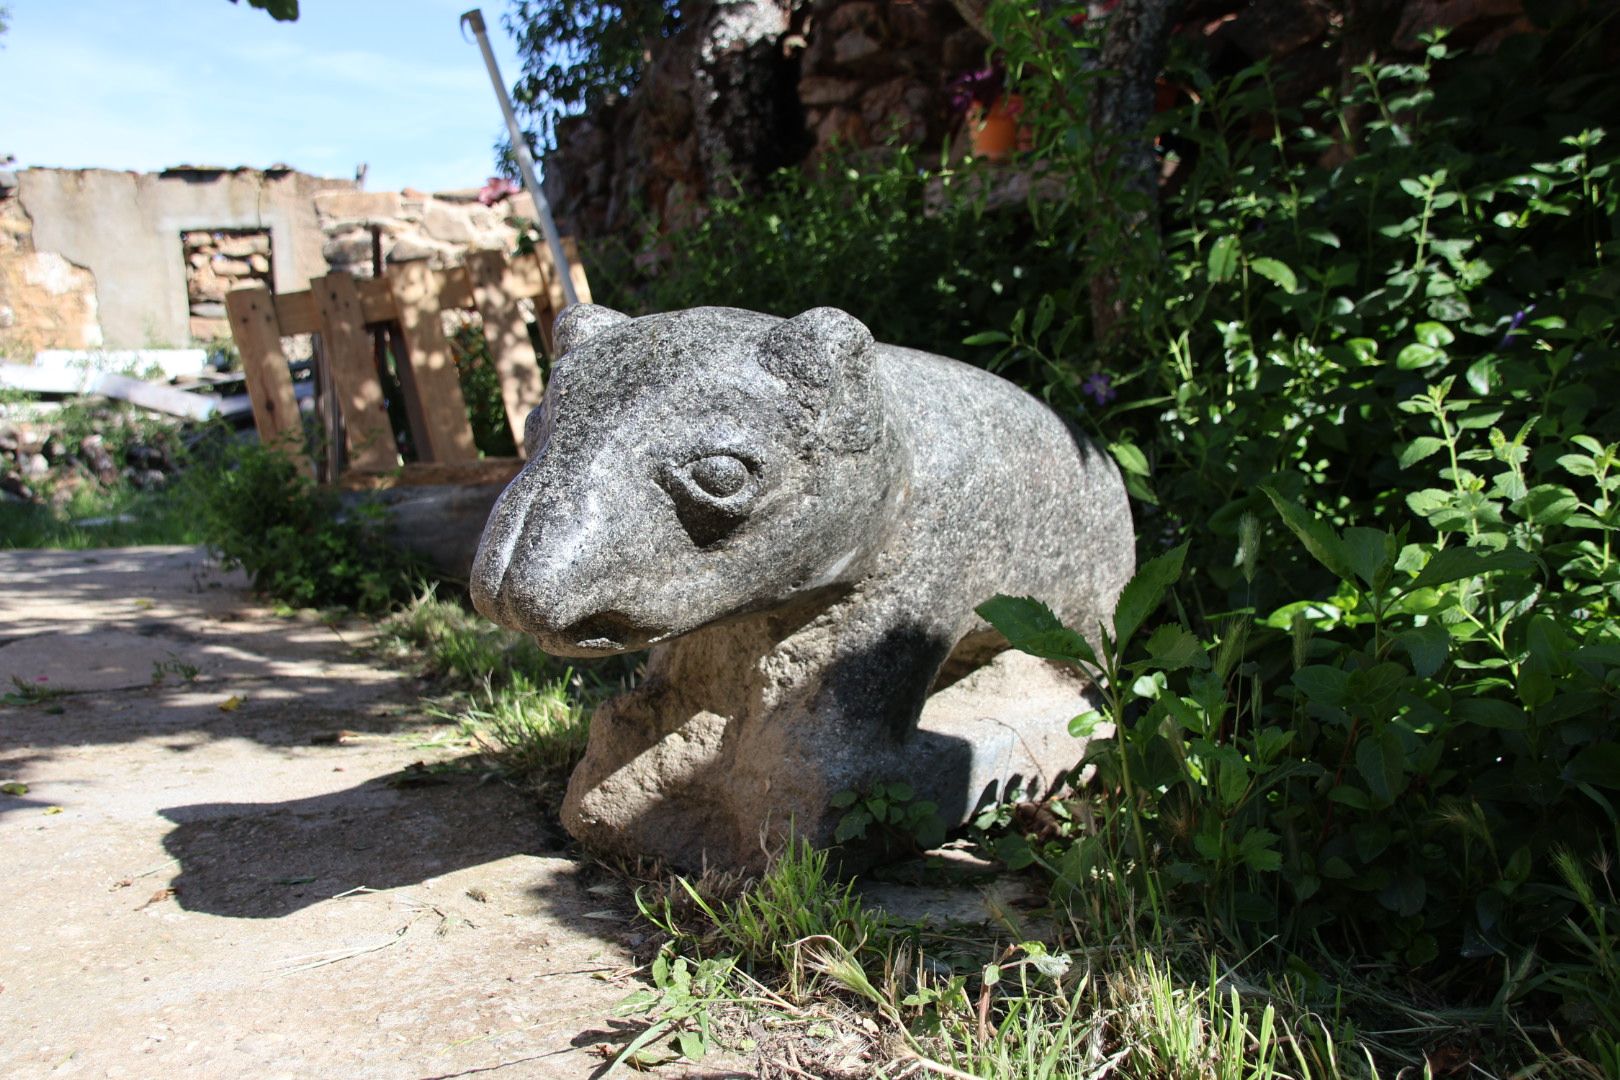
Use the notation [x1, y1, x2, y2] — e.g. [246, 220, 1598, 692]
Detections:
[469, 463, 552, 629]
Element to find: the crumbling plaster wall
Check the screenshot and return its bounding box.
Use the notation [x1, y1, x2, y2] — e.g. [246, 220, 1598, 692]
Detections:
[15, 167, 355, 349]
[0, 181, 102, 357]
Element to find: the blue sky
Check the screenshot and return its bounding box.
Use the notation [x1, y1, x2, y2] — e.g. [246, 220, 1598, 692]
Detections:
[0, 0, 533, 193]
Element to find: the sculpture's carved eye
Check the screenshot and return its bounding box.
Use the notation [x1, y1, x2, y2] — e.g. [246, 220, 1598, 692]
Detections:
[661, 452, 759, 546]
[689, 454, 749, 498]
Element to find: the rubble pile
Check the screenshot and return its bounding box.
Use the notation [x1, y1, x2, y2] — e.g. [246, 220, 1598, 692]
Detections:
[0, 406, 183, 507]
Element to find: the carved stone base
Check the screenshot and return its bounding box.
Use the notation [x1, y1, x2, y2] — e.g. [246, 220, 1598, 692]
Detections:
[560, 648, 1102, 873]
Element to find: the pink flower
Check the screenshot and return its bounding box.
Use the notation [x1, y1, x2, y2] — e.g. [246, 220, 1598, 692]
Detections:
[477, 177, 522, 207]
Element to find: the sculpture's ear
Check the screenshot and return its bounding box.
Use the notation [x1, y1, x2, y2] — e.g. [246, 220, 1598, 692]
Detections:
[554, 303, 631, 355]
[760, 307, 874, 393]
[760, 308, 881, 451]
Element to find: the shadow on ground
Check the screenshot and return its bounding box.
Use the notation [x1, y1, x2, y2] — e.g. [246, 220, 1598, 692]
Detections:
[159, 770, 570, 919]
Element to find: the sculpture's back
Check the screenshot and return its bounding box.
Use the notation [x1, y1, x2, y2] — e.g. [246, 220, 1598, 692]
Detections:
[471, 304, 1134, 870]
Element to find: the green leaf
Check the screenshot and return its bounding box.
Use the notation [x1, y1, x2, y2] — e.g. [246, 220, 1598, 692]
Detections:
[1031, 294, 1056, 342]
[677, 1029, 707, 1062]
[1398, 437, 1447, 469]
[1328, 785, 1371, 810]
[1109, 441, 1151, 477]
[962, 330, 1010, 346]
[829, 790, 859, 809]
[1249, 256, 1299, 294]
[1356, 726, 1407, 804]
[611, 1018, 674, 1073]
[1112, 542, 1190, 647]
[1454, 699, 1526, 730]
[1261, 487, 1354, 581]
[886, 782, 915, 802]
[1342, 527, 1395, 589]
[1143, 624, 1210, 671]
[1069, 709, 1107, 737]
[834, 809, 872, 843]
[1378, 872, 1427, 917]
[1396, 624, 1449, 678]
[1207, 235, 1240, 282]
[0, 781, 27, 796]
[1564, 744, 1620, 789]
[1558, 454, 1597, 478]
[1236, 828, 1281, 872]
[239, 0, 300, 20]
[1512, 485, 1579, 527]
[1396, 343, 1445, 369]
[1293, 665, 1351, 706]
[1408, 547, 1535, 590]
[1414, 322, 1456, 348]
[977, 596, 1098, 666]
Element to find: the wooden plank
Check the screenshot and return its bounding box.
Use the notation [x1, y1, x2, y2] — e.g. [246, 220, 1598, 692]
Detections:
[225, 286, 312, 472]
[275, 277, 397, 335]
[465, 250, 544, 457]
[333, 458, 524, 492]
[0, 365, 220, 420]
[275, 259, 545, 337]
[532, 238, 594, 357]
[563, 236, 593, 305]
[312, 272, 399, 473]
[386, 262, 479, 464]
[92, 375, 220, 420]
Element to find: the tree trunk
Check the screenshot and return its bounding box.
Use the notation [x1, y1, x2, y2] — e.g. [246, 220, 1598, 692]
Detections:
[1087, 0, 1181, 345]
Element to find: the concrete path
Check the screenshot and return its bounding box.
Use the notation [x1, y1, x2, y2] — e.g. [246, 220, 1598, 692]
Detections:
[0, 547, 704, 1079]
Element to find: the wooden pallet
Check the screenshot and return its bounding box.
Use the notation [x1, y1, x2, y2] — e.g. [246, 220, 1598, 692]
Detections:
[225, 240, 590, 490]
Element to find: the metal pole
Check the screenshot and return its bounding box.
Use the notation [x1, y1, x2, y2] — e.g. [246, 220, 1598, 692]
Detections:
[460, 8, 579, 307]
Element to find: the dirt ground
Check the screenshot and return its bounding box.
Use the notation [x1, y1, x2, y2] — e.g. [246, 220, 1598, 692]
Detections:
[0, 546, 739, 1079]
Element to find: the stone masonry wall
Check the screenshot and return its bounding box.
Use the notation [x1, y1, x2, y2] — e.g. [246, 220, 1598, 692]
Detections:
[539, 0, 1542, 247]
[315, 188, 541, 277]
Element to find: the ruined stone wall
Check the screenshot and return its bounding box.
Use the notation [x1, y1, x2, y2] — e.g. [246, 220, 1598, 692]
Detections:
[1, 165, 553, 360]
[542, 0, 979, 242]
[7, 166, 355, 352]
[314, 189, 541, 277]
[0, 173, 102, 357]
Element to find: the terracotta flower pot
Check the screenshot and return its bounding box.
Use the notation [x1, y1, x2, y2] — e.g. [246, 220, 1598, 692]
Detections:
[969, 93, 1025, 161]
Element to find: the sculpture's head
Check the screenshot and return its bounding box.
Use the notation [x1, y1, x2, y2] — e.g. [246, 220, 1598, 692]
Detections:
[469, 304, 906, 656]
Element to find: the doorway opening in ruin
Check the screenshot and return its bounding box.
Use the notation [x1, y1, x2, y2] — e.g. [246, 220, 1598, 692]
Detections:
[181, 228, 273, 342]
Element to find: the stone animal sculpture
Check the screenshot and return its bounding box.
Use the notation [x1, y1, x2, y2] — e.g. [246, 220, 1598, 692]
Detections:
[471, 304, 1134, 870]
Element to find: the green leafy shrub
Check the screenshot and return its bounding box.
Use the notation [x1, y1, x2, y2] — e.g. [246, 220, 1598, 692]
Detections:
[596, 145, 1074, 363]
[957, 6, 1620, 1061]
[449, 322, 519, 459]
[191, 440, 419, 612]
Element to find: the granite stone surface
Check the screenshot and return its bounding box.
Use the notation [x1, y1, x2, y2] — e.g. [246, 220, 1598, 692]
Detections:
[470, 304, 1134, 870]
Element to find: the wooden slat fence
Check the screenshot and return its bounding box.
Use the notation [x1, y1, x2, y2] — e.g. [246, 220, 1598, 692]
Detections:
[224, 239, 591, 489]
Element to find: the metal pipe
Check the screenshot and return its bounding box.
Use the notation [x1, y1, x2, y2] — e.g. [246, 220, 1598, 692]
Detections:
[460, 8, 579, 307]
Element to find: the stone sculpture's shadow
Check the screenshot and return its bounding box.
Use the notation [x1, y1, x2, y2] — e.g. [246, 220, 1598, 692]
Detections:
[158, 772, 560, 919]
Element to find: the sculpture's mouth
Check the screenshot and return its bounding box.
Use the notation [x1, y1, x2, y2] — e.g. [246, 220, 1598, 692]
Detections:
[533, 611, 662, 656]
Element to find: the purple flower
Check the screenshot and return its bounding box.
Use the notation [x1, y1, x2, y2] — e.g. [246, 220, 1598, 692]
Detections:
[1081, 372, 1116, 406]
[1497, 306, 1532, 350]
[947, 65, 1004, 114]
